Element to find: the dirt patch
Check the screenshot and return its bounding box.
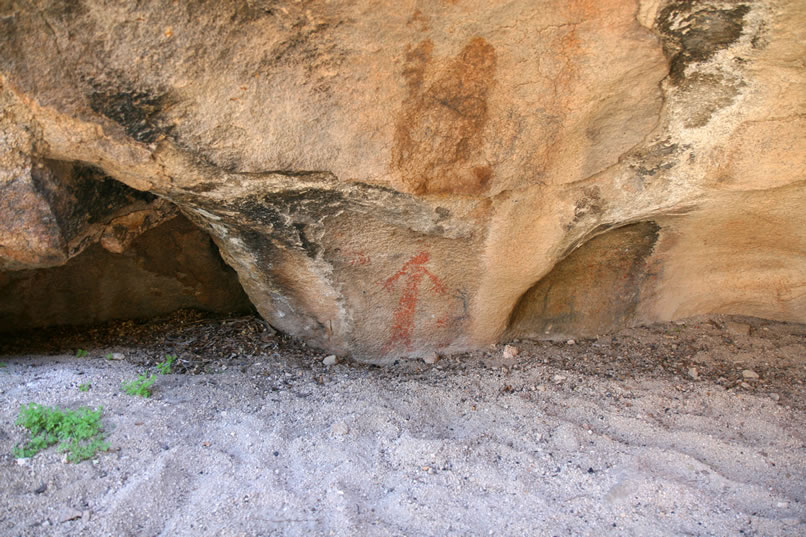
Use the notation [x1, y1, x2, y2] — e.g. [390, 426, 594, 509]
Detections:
[0, 312, 804, 536]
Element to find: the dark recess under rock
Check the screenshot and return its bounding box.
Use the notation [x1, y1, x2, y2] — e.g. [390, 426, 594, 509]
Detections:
[0, 215, 253, 332]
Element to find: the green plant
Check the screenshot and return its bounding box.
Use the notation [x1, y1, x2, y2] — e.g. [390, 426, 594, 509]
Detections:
[76, 349, 89, 358]
[105, 353, 114, 360]
[12, 403, 109, 462]
[121, 373, 156, 397]
[78, 383, 91, 392]
[156, 354, 177, 375]
[0, 362, 7, 368]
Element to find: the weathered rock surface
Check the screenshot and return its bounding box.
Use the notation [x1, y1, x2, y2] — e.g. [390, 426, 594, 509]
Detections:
[0, 0, 803, 361]
[0, 214, 253, 332]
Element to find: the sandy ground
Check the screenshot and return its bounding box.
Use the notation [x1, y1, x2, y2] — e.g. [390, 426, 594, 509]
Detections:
[0, 314, 805, 536]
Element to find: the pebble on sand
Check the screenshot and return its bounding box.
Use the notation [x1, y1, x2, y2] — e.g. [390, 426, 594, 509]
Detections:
[725, 321, 752, 337]
[331, 422, 350, 436]
[502, 345, 520, 359]
[423, 352, 440, 364]
[742, 369, 759, 379]
[323, 355, 338, 366]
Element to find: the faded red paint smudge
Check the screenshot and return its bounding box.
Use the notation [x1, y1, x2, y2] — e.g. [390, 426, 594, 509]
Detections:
[346, 249, 370, 266]
[383, 251, 446, 352]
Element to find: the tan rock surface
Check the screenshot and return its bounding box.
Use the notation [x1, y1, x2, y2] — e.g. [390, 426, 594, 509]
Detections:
[0, 0, 803, 361]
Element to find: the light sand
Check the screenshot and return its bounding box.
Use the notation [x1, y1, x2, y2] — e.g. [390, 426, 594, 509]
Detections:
[1, 317, 804, 536]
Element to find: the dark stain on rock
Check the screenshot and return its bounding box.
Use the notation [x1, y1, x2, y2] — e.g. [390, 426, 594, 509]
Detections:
[178, 173, 460, 269]
[680, 72, 743, 128]
[393, 37, 497, 195]
[219, 188, 348, 259]
[631, 139, 679, 177]
[30, 159, 156, 248]
[88, 84, 175, 144]
[256, 3, 345, 92]
[572, 186, 604, 225]
[507, 222, 661, 339]
[292, 222, 319, 258]
[656, 2, 751, 82]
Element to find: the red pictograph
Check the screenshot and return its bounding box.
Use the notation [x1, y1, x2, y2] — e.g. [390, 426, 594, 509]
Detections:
[383, 251, 446, 351]
[347, 250, 370, 266]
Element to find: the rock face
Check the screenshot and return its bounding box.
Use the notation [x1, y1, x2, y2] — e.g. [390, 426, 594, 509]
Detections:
[0, 0, 803, 361]
[0, 215, 253, 332]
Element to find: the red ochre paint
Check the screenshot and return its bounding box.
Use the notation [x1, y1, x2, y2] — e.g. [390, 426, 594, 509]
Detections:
[383, 251, 446, 351]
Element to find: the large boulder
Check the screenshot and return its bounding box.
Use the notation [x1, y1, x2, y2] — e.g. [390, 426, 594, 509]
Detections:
[0, 0, 803, 361]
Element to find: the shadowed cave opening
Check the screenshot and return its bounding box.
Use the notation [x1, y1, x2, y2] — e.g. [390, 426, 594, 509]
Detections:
[506, 221, 661, 341]
[0, 161, 255, 335]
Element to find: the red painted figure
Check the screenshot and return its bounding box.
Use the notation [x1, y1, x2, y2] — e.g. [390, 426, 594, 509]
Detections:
[383, 251, 446, 352]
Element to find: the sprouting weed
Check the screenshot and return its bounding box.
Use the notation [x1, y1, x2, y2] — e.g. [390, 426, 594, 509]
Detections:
[156, 355, 177, 375]
[121, 373, 156, 397]
[12, 403, 109, 462]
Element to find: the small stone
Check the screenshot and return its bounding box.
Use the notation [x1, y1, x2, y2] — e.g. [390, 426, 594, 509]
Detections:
[769, 392, 780, 401]
[323, 355, 338, 366]
[331, 422, 349, 435]
[109, 352, 125, 360]
[566, 339, 576, 345]
[16, 457, 30, 466]
[725, 321, 751, 337]
[82, 510, 91, 521]
[502, 345, 520, 359]
[553, 374, 567, 383]
[740, 382, 752, 389]
[422, 352, 440, 364]
[59, 509, 82, 523]
[742, 369, 759, 379]
[688, 367, 699, 380]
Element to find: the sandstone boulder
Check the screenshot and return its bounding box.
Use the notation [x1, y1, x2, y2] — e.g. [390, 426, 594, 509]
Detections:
[0, 0, 803, 361]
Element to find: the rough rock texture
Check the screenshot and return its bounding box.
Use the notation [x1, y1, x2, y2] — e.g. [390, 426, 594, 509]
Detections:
[0, 0, 804, 361]
[0, 215, 253, 332]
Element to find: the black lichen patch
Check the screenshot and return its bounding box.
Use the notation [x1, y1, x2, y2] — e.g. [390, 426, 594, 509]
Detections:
[88, 85, 174, 144]
[230, 188, 347, 258]
[656, 2, 751, 82]
[30, 160, 156, 246]
[630, 139, 679, 177]
[292, 222, 319, 258]
[571, 186, 604, 225]
[177, 175, 451, 267]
